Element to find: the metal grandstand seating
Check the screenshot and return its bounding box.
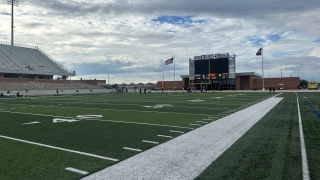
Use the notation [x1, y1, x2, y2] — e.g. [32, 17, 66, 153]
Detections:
[0, 81, 104, 91]
[0, 42, 75, 76]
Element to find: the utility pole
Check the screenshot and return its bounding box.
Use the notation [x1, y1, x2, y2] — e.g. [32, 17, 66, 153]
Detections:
[8, 0, 19, 46]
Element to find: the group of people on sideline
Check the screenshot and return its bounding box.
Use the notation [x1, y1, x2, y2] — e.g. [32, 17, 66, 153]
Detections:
[269, 86, 276, 92]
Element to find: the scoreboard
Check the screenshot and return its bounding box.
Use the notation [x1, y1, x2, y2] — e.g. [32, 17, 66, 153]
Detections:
[189, 53, 235, 84]
[194, 58, 229, 74]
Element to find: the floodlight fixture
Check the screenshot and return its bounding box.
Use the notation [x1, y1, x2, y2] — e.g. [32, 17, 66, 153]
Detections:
[7, 0, 20, 46]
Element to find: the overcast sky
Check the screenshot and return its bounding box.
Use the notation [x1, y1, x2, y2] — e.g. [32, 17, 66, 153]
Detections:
[1, 0, 320, 84]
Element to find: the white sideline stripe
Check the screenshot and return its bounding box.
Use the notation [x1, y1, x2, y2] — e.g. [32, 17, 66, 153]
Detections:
[157, 135, 173, 138]
[123, 147, 142, 152]
[142, 140, 159, 144]
[0, 135, 119, 162]
[296, 97, 310, 180]
[66, 167, 89, 175]
[81, 97, 283, 180]
[169, 130, 184, 134]
[189, 123, 202, 126]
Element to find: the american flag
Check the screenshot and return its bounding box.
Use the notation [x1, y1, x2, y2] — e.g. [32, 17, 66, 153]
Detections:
[165, 57, 174, 65]
[256, 48, 262, 56]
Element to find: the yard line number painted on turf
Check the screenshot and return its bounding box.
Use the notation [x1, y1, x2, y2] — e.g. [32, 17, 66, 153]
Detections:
[53, 115, 103, 123]
[23, 115, 104, 125]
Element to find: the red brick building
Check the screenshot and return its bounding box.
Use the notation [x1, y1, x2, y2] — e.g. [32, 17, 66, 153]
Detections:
[158, 72, 300, 90]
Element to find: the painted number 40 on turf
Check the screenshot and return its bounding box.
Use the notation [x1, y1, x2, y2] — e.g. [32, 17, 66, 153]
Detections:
[53, 115, 103, 123]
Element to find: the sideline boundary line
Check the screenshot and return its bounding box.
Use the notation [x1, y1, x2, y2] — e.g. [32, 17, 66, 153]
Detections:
[0, 135, 119, 162]
[296, 97, 310, 180]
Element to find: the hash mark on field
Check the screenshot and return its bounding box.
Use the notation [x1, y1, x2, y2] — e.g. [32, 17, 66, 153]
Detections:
[202, 119, 215, 121]
[0, 135, 119, 162]
[22, 121, 41, 125]
[65, 167, 88, 175]
[189, 123, 202, 126]
[123, 147, 142, 152]
[157, 135, 173, 138]
[196, 121, 208, 124]
[142, 140, 159, 144]
[169, 130, 184, 134]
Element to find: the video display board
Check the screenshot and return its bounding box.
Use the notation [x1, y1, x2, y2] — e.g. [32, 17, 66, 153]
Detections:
[194, 58, 229, 75]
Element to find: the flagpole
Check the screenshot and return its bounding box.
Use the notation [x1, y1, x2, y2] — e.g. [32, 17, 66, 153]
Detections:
[262, 46, 264, 91]
[174, 56, 175, 91]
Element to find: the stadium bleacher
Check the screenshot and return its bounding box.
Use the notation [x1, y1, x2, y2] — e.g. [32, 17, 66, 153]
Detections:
[0, 42, 109, 94]
[0, 43, 74, 76]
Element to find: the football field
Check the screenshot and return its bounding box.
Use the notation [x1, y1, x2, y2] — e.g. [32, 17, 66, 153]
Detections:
[0, 91, 319, 180]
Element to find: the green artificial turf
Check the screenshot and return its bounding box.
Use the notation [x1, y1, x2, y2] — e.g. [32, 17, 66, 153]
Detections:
[0, 137, 113, 180]
[196, 92, 302, 180]
[0, 92, 280, 179]
[297, 92, 320, 180]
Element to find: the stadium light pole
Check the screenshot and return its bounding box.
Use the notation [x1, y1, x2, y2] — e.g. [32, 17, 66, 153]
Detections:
[8, 0, 19, 46]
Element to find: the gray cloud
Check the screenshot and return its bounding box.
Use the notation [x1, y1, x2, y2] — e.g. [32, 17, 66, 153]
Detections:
[25, 0, 320, 18]
[1, 0, 319, 83]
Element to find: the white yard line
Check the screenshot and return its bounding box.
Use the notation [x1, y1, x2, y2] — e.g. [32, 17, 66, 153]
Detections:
[0, 110, 194, 130]
[86, 119, 194, 130]
[0, 102, 211, 116]
[82, 97, 282, 180]
[0, 135, 119, 162]
[65, 167, 89, 175]
[0, 110, 74, 118]
[296, 97, 310, 180]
